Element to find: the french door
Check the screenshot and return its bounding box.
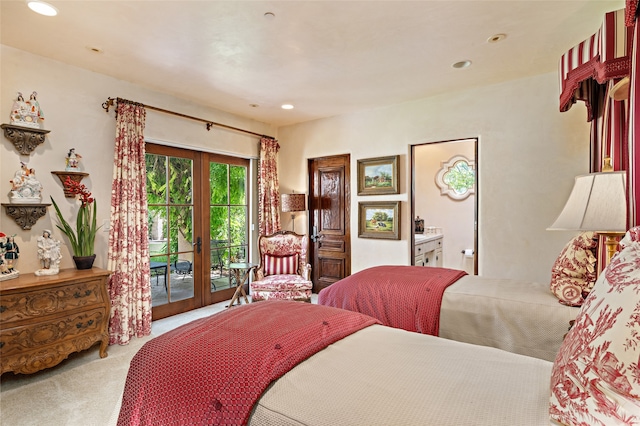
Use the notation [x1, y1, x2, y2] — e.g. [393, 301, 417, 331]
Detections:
[146, 144, 250, 320]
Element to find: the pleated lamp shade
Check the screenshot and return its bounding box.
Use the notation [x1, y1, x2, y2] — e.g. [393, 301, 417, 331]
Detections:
[548, 171, 627, 233]
[548, 170, 627, 266]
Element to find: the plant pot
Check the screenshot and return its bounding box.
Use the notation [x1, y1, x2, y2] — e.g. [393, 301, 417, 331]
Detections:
[73, 254, 96, 270]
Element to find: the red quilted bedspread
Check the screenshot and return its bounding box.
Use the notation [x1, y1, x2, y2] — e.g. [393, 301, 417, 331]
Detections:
[318, 265, 467, 336]
[117, 300, 379, 426]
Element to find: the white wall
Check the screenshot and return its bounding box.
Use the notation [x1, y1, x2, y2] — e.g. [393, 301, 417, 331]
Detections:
[277, 72, 591, 284]
[1, 45, 593, 284]
[1, 46, 274, 274]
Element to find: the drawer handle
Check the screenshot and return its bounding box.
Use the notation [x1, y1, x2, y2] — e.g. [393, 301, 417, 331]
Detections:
[0, 306, 6, 313]
[76, 319, 95, 329]
[74, 290, 92, 298]
[0, 341, 4, 349]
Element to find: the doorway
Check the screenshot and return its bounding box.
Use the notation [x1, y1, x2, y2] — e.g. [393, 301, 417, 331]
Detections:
[308, 154, 351, 292]
[146, 143, 251, 320]
[411, 138, 478, 275]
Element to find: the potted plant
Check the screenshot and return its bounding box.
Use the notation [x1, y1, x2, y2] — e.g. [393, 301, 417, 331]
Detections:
[51, 176, 101, 269]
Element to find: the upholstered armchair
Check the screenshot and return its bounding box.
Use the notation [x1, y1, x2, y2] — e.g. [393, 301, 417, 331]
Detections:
[250, 230, 313, 302]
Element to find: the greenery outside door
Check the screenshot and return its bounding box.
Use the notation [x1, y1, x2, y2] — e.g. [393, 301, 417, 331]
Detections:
[146, 144, 250, 319]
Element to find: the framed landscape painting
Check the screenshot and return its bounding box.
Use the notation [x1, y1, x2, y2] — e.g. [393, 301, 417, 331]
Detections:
[357, 155, 399, 195]
[358, 201, 400, 240]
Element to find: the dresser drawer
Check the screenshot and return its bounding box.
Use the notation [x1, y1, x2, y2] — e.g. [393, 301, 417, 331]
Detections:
[0, 278, 105, 323]
[0, 308, 107, 356]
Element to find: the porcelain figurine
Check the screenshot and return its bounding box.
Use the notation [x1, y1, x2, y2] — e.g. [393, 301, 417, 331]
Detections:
[9, 91, 42, 129]
[9, 162, 43, 203]
[0, 233, 19, 281]
[35, 230, 62, 276]
[65, 148, 82, 171]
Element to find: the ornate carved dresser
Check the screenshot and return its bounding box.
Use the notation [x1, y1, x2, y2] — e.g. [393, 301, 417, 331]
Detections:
[0, 268, 111, 375]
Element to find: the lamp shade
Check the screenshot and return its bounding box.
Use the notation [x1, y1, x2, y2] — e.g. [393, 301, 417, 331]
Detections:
[548, 171, 627, 232]
[281, 193, 306, 213]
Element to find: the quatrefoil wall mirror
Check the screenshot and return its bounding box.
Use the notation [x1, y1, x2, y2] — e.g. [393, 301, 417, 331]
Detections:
[435, 155, 475, 200]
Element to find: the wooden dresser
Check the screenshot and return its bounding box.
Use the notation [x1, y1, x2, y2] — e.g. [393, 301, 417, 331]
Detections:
[0, 268, 111, 375]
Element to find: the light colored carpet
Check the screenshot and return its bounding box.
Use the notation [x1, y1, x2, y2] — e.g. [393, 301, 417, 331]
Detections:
[0, 294, 318, 426]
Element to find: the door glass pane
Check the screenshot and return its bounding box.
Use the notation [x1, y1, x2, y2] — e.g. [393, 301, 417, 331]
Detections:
[210, 206, 230, 291]
[169, 205, 194, 302]
[209, 161, 248, 294]
[169, 157, 193, 204]
[147, 153, 194, 307]
[230, 205, 247, 262]
[229, 165, 246, 205]
[210, 162, 229, 205]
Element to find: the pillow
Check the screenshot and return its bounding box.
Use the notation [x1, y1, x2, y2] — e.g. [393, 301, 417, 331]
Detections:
[264, 254, 298, 276]
[549, 227, 640, 425]
[549, 232, 598, 306]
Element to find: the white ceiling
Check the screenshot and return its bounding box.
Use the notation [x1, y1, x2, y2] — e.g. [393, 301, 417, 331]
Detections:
[0, 0, 625, 127]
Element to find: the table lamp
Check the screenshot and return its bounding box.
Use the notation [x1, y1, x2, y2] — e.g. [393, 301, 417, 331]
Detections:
[548, 166, 627, 266]
[281, 193, 306, 232]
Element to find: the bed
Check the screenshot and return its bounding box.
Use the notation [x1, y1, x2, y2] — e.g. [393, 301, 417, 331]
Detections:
[318, 265, 580, 362]
[118, 300, 554, 426]
[117, 228, 640, 425]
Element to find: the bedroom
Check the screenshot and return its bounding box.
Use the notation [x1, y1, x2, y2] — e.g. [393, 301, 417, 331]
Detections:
[1, 0, 639, 424]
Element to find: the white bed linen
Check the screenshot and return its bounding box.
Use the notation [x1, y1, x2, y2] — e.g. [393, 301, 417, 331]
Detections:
[250, 324, 553, 426]
[440, 276, 580, 362]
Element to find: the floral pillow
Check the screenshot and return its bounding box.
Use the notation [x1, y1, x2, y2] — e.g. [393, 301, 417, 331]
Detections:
[549, 227, 640, 425]
[549, 232, 598, 306]
[264, 253, 298, 276]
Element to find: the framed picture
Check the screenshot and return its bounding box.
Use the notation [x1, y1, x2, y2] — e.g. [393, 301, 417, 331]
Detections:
[358, 201, 400, 240]
[357, 155, 399, 195]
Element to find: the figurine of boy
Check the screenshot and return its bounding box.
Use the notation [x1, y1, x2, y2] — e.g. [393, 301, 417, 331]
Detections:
[65, 148, 82, 171]
[35, 230, 62, 276]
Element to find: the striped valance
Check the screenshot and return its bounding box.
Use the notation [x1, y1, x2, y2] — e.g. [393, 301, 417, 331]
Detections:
[559, 9, 632, 114]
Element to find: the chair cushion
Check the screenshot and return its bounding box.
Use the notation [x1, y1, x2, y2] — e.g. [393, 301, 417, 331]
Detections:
[264, 254, 298, 276]
[250, 274, 313, 292]
[251, 289, 312, 302]
[549, 226, 640, 425]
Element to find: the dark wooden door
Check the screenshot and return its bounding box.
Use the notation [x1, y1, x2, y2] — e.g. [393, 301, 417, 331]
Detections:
[308, 154, 351, 293]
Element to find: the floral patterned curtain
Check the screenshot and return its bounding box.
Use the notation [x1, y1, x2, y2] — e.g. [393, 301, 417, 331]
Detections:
[107, 99, 152, 345]
[258, 137, 281, 236]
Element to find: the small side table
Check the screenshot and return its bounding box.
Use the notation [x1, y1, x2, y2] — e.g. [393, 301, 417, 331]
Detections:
[227, 262, 257, 307]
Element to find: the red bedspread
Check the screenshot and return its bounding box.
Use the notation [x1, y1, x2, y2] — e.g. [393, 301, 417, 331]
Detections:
[117, 300, 378, 426]
[318, 265, 467, 336]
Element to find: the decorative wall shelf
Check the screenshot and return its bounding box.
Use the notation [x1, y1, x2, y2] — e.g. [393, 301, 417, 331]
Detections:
[1, 203, 51, 230]
[1, 124, 50, 155]
[51, 171, 90, 197]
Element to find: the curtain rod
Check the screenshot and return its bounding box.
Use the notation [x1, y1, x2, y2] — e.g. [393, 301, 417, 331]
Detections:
[101, 97, 274, 140]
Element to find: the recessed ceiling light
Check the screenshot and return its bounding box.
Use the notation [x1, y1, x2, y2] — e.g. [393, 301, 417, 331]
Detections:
[452, 60, 472, 69]
[264, 12, 275, 20]
[249, 104, 259, 108]
[27, 1, 58, 16]
[487, 33, 507, 43]
[281, 104, 294, 110]
[87, 46, 103, 54]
